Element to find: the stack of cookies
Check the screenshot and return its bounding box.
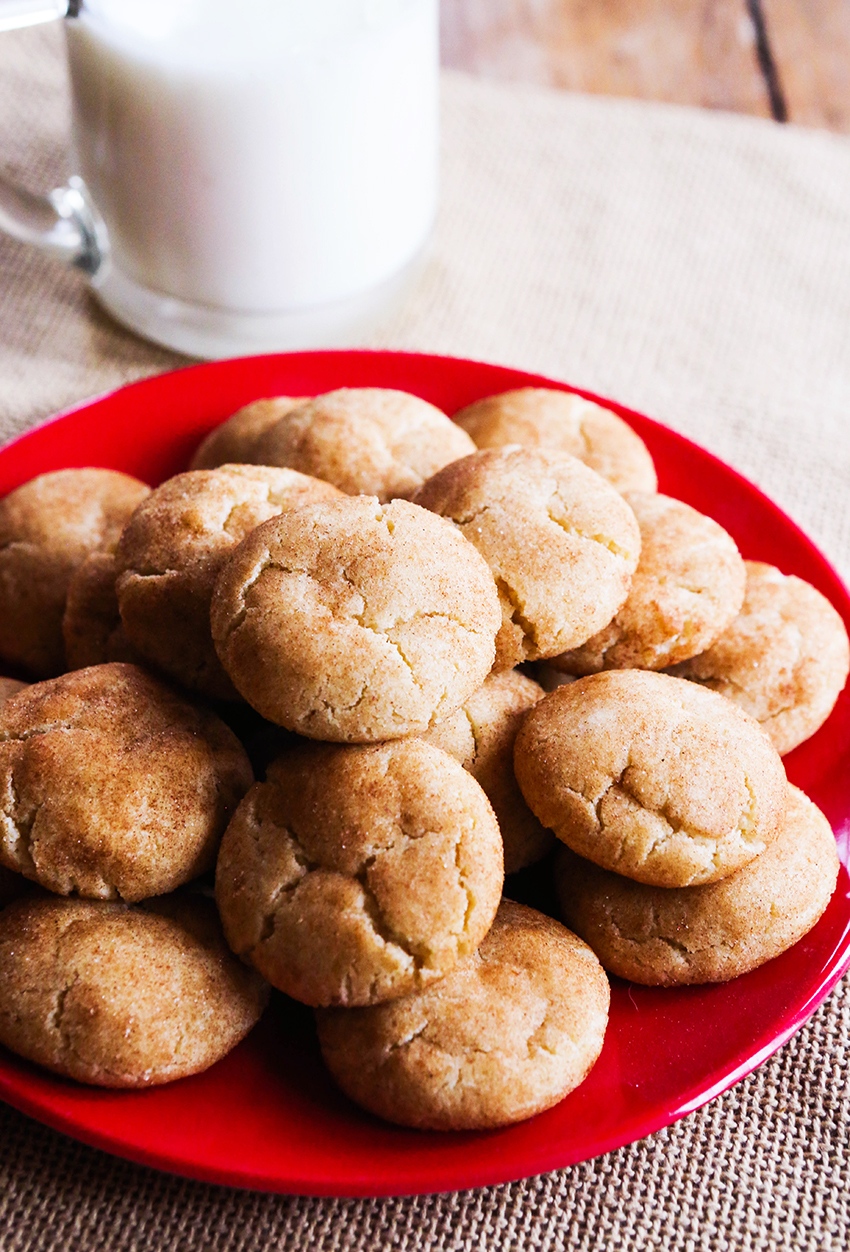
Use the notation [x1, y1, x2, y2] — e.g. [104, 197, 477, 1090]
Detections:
[0, 383, 846, 1133]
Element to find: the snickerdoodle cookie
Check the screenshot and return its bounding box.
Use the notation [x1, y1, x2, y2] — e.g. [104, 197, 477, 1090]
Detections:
[0, 663, 253, 901]
[315, 899, 610, 1130]
[421, 669, 554, 874]
[669, 562, 850, 755]
[0, 469, 150, 677]
[211, 496, 501, 741]
[514, 670, 788, 887]
[189, 396, 309, 470]
[115, 464, 341, 700]
[0, 895, 268, 1087]
[555, 785, 839, 985]
[552, 493, 746, 674]
[452, 387, 657, 494]
[250, 387, 476, 501]
[412, 448, 640, 670]
[216, 739, 504, 1007]
[217, 736, 505, 1011]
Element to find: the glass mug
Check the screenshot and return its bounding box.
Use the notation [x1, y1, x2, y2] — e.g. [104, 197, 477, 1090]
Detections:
[0, 0, 439, 357]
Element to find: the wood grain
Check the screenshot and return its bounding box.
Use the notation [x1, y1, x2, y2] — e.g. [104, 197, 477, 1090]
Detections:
[760, 0, 850, 131]
[441, 0, 773, 117]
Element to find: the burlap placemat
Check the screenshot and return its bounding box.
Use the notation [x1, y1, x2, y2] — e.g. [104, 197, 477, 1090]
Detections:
[1, 20, 849, 1252]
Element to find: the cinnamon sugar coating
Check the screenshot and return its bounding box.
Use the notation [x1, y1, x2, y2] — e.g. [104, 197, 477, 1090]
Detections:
[315, 899, 610, 1130]
[413, 447, 640, 670]
[189, 396, 309, 470]
[0, 468, 150, 677]
[115, 464, 341, 700]
[553, 493, 746, 674]
[669, 561, 849, 755]
[452, 387, 657, 494]
[0, 663, 253, 901]
[0, 895, 268, 1086]
[421, 668, 554, 874]
[555, 785, 839, 985]
[514, 670, 788, 887]
[211, 496, 501, 741]
[216, 739, 504, 1007]
[251, 387, 476, 502]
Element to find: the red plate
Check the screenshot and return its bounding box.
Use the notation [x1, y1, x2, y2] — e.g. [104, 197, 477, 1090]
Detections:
[0, 350, 848, 1196]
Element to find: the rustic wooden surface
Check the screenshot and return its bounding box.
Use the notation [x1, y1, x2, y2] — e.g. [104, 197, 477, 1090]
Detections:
[440, 0, 850, 132]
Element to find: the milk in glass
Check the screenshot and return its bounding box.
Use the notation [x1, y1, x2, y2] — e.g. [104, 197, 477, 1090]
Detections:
[64, 0, 439, 355]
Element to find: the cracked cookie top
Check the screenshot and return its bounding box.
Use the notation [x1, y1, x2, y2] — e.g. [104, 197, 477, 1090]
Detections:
[115, 464, 342, 700]
[0, 662, 253, 902]
[189, 396, 309, 470]
[514, 670, 788, 887]
[0, 895, 268, 1087]
[554, 785, 839, 986]
[215, 738, 504, 1008]
[250, 387, 477, 502]
[552, 492, 746, 674]
[314, 899, 610, 1131]
[412, 447, 641, 670]
[668, 561, 850, 756]
[421, 668, 555, 875]
[0, 468, 151, 678]
[452, 387, 657, 494]
[210, 495, 501, 741]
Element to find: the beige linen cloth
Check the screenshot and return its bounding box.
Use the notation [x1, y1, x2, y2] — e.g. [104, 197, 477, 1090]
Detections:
[1, 21, 849, 1252]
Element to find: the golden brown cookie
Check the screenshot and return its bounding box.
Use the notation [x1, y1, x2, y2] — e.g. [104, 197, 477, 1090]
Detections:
[420, 669, 554, 874]
[189, 397, 309, 470]
[452, 387, 657, 494]
[211, 496, 501, 741]
[669, 562, 850, 755]
[514, 670, 788, 887]
[552, 493, 746, 674]
[0, 895, 268, 1087]
[412, 447, 641, 670]
[555, 785, 839, 985]
[115, 464, 342, 700]
[216, 739, 504, 1008]
[62, 551, 142, 670]
[315, 899, 610, 1130]
[250, 387, 476, 502]
[0, 663, 253, 901]
[0, 469, 150, 677]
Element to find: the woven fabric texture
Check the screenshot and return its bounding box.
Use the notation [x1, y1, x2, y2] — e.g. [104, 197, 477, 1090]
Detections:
[1, 20, 849, 1252]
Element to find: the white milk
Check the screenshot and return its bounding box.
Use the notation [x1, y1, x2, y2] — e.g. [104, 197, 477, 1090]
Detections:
[64, 0, 438, 352]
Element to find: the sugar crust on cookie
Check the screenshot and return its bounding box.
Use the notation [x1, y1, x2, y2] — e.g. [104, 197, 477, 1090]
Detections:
[421, 669, 554, 874]
[315, 899, 610, 1130]
[412, 447, 641, 670]
[251, 387, 477, 502]
[116, 464, 341, 700]
[552, 492, 746, 673]
[555, 784, 839, 985]
[452, 387, 657, 494]
[669, 561, 850, 755]
[216, 738, 504, 1007]
[0, 663, 253, 901]
[211, 496, 501, 741]
[514, 670, 788, 887]
[0, 895, 268, 1087]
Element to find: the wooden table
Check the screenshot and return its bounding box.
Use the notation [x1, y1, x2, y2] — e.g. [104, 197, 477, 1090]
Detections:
[442, 0, 850, 132]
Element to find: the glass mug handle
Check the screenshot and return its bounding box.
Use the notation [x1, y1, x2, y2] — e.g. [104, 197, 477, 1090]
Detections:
[0, 0, 101, 273]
